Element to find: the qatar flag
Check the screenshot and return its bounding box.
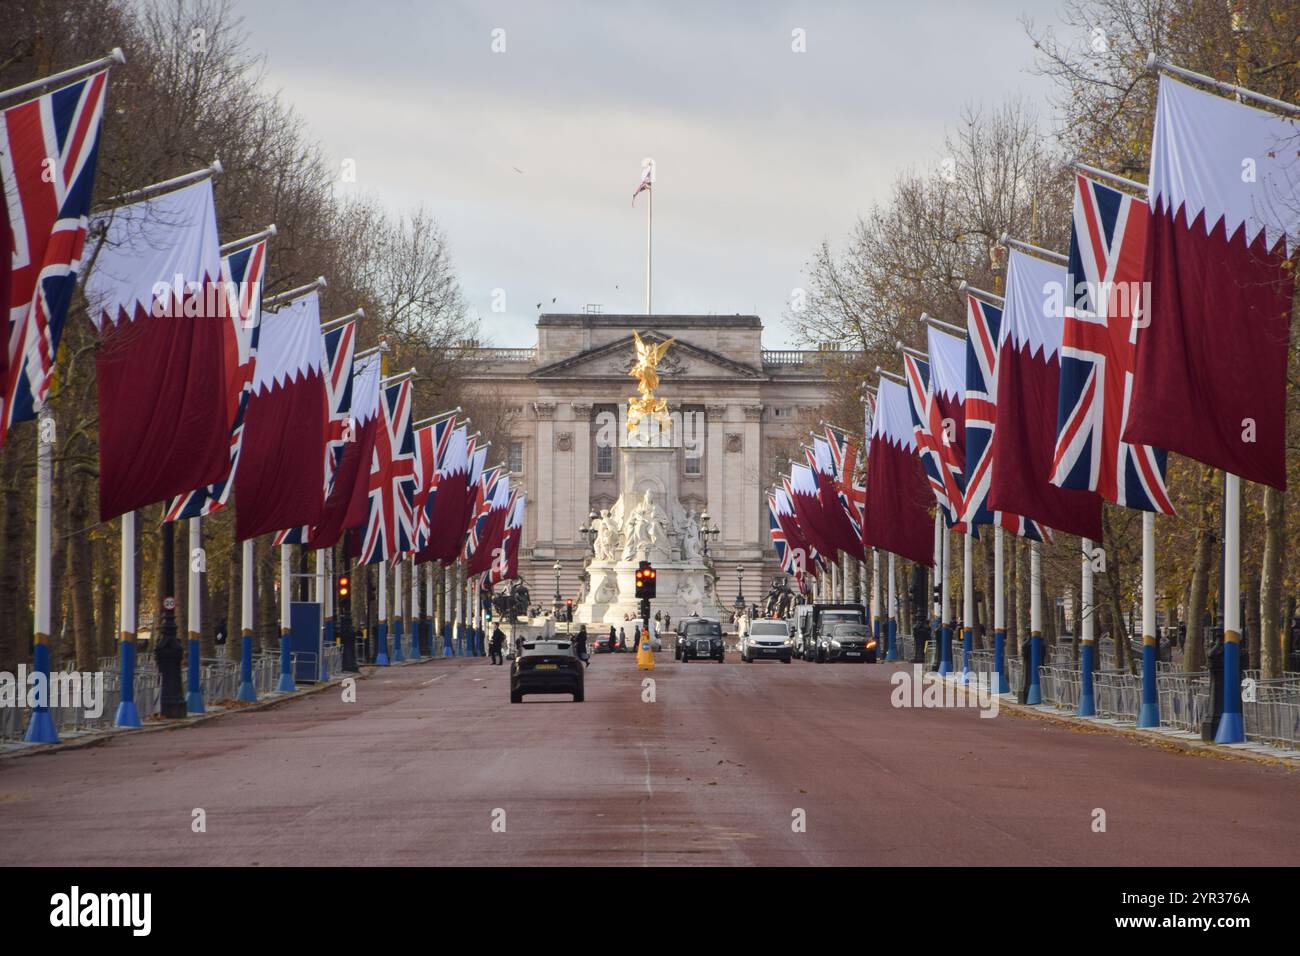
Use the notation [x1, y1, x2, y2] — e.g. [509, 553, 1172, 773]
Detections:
[234, 291, 326, 540]
[415, 424, 471, 564]
[484, 490, 526, 586]
[989, 248, 1103, 540]
[87, 178, 229, 521]
[809, 437, 864, 559]
[1124, 74, 1299, 490]
[861, 377, 933, 567]
[463, 466, 508, 573]
[903, 346, 964, 529]
[789, 463, 839, 563]
[308, 352, 380, 549]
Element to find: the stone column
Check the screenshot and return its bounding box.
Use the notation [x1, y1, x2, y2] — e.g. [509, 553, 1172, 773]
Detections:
[534, 401, 557, 552]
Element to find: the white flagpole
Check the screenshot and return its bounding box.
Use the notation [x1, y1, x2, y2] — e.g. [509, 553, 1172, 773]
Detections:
[186, 517, 204, 713]
[961, 531, 973, 682]
[442, 564, 452, 656]
[277, 543, 294, 692]
[115, 510, 141, 726]
[393, 556, 405, 663]
[409, 555, 420, 658]
[1078, 537, 1096, 716]
[1216, 473, 1245, 742]
[24, 412, 58, 742]
[646, 182, 653, 316]
[887, 552, 897, 663]
[377, 560, 390, 665]
[1027, 541, 1043, 703]
[315, 548, 327, 680]
[993, 526, 1007, 693]
[1138, 512, 1160, 726]
[426, 562, 435, 656]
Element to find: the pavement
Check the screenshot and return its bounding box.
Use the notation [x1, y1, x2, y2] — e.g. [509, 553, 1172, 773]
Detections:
[0, 649, 1297, 866]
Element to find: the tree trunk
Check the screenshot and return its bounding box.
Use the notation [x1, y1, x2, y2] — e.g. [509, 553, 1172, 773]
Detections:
[1017, 539, 1031, 652]
[96, 528, 117, 660]
[48, 456, 69, 668]
[67, 473, 97, 671]
[259, 542, 278, 651]
[0, 444, 27, 671]
[1245, 568, 1261, 675]
[1185, 466, 1217, 672]
[1260, 484, 1284, 679]
[227, 536, 241, 655]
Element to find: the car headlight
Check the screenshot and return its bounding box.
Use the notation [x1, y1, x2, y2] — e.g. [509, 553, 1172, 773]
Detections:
[783, 639, 793, 646]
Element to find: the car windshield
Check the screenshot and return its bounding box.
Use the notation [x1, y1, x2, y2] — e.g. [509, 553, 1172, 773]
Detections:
[833, 626, 869, 637]
[820, 612, 860, 627]
[684, 623, 721, 637]
[750, 623, 788, 636]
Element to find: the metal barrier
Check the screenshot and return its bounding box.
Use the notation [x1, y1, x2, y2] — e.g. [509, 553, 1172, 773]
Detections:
[1093, 670, 1139, 721]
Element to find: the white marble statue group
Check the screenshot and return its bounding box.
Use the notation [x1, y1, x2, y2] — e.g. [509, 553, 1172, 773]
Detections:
[591, 490, 705, 565]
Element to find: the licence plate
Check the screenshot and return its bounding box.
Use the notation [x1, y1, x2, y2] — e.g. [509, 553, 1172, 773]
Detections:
[535, 663, 558, 670]
[845, 652, 861, 657]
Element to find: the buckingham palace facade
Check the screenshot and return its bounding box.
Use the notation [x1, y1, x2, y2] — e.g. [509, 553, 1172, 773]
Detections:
[460, 312, 853, 610]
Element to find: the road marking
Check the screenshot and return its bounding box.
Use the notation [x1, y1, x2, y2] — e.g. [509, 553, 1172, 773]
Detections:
[421, 675, 448, 686]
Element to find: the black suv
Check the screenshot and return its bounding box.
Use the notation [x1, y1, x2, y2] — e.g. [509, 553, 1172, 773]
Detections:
[817, 623, 877, 662]
[678, 618, 725, 663]
[510, 638, 585, 702]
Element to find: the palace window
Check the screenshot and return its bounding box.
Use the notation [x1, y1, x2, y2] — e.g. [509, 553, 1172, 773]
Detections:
[595, 442, 614, 476]
[508, 441, 524, 474]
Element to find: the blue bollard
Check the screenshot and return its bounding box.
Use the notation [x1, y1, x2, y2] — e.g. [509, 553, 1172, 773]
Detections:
[959, 628, 972, 683]
[186, 637, 205, 713]
[115, 639, 142, 727]
[993, 629, 1010, 695]
[236, 633, 257, 702]
[1027, 633, 1043, 704]
[1214, 636, 1245, 743]
[938, 623, 953, 675]
[391, 618, 405, 663]
[375, 620, 390, 666]
[442, 622, 452, 657]
[886, 617, 897, 661]
[23, 640, 59, 744]
[277, 634, 295, 692]
[1078, 642, 1096, 716]
[409, 620, 421, 660]
[1137, 639, 1159, 727]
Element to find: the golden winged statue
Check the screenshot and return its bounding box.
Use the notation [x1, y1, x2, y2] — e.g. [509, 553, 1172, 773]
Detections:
[627, 330, 675, 433]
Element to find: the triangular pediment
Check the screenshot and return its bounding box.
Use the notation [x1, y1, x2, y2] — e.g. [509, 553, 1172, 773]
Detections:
[530, 331, 764, 382]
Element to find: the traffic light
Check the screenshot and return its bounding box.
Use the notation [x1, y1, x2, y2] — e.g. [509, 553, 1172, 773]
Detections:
[337, 573, 351, 607]
[635, 561, 657, 599]
[565, 598, 573, 621]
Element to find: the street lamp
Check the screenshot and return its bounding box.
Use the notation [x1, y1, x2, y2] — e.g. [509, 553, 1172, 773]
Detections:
[553, 560, 562, 617]
[700, 510, 719, 557]
[734, 564, 746, 611]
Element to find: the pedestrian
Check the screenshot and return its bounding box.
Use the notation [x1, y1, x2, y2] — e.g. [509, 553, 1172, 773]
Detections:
[608, 624, 617, 653]
[663, 612, 671, 632]
[619, 626, 627, 651]
[575, 625, 589, 665]
[489, 624, 506, 665]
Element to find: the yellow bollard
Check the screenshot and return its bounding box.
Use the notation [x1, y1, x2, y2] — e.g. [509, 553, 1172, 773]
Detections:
[637, 636, 655, 670]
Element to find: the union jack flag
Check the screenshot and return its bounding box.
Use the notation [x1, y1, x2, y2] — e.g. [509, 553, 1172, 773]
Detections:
[903, 353, 965, 529]
[359, 379, 416, 564]
[1, 67, 109, 444]
[823, 424, 866, 532]
[462, 465, 505, 563]
[412, 412, 457, 549]
[482, 488, 521, 586]
[768, 492, 794, 573]
[275, 318, 357, 544]
[1052, 174, 1173, 514]
[960, 293, 1048, 541]
[163, 239, 267, 521]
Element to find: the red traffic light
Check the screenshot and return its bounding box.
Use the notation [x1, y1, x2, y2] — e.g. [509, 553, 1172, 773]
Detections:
[337, 574, 350, 599]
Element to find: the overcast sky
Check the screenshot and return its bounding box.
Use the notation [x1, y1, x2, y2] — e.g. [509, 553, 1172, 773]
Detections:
[243, 0, 1072, 347]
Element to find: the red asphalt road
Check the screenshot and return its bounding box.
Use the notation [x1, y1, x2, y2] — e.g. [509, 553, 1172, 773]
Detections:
[0, 650, 1297, 866]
